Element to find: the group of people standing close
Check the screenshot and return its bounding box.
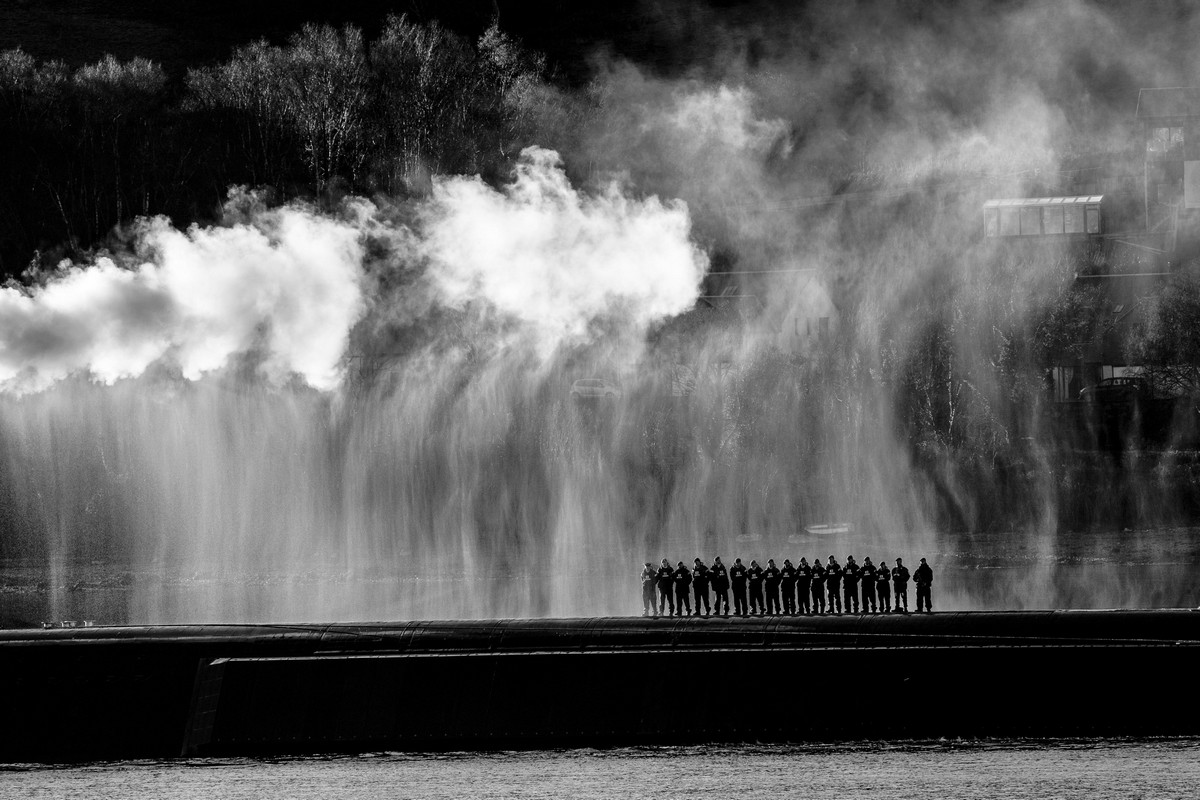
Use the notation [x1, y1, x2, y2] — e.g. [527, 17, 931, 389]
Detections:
[640, 555, 934, 618]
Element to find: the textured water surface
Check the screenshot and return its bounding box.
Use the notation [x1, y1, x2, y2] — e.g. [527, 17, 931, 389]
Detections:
[4, 739, 1200, 799]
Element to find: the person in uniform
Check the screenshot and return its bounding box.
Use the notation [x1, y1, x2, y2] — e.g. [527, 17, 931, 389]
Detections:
[875, 557, 891, 613]
[914, 557, 933, 613]
[825, 555, 843, 614]
[710, 556, 730, 616]
[859, 557, 877, 613]
[730, 557, 749, 617]
[673, 561, 692, 616]
[779, 559, 797, 616]
[747, 559, 765, 616]
[842, 555, 860, 614]
[892, 557, 910, 613]
[763, 558, 782, 615]
[656, 558, 675, 616]
[796, 557, 812, 615]
[691, 557, 711, 617]
[641, 562, 658, 617]
[810, 558, 826, 614]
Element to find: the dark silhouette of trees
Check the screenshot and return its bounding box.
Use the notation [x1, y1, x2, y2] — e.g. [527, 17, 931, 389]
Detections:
[0, 17, 552, 274]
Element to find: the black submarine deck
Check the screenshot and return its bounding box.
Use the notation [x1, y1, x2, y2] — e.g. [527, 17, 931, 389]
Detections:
[4, 610, 1199, 761]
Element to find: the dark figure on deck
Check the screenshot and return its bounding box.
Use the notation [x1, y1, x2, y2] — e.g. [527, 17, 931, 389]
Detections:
[796, 558, 812, 615]
[747, 560, 765, 615]
[842, 555, 860, 613]
[673, 561, 692, 616]
[875, 557, 891, 612]
[892, 558, 910, 613]
[914, 558, 933, 613]
[825, 556, 843, 614]
[731, 558, 749, 616]
[641, 562, 658, 617]
[657, 558, 675, 616]
[710, 557, 730, 616]
[780, 559, 797, 615]
[810, 560, 826, 614]
[691, 558, 711, 617]
[763, 559, 782, 615]
[859, 557, 877, 613]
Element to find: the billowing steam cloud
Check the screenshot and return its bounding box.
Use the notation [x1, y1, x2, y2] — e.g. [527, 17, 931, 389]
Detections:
[0, 148, 705, 393]
[0, 203, 367, 392]
[421, 146, 707, 343]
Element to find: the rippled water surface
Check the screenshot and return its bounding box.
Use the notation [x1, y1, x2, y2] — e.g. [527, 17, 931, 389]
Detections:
[5, 740, 1200, 799]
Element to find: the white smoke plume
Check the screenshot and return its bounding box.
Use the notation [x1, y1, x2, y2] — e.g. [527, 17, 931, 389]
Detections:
[419, 146, 708, 344]
[0, 201, 368, 392]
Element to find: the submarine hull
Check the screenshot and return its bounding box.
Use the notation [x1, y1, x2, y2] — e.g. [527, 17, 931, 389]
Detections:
[4, 611, 1199, 761]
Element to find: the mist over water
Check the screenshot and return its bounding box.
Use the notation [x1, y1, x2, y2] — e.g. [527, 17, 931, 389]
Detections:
[4, 1, 1200, 623]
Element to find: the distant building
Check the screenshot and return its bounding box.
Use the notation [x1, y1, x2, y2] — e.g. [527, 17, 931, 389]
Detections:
[983, 196, 1104, 238]
[1136, 87, 1200, 240]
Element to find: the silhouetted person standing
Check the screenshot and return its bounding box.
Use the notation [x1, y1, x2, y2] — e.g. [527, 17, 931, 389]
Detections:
[914, 557, 933, 613]
[796, 557, 812, 615]
[810, 559, 826, 614]
[825, 555, 843, 614]
[875, 557, 891, 613]
[761, 558, 780, 614]
[657, 558, 675, 616]
[842, 555, 860, 613]
[691, 558, 711, 617]
[641, 562, 657, 617]
[748, 559, 765, 616]
[710, 557, 730, 616]
[859, 557, 877, 613]
[780, 559, 797, 615]
[731, 558, 749, 616]
[892, 558, 910, 613]
[674, 561, 692, 616]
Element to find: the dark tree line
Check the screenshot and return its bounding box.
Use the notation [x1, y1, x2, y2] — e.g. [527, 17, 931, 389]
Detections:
[0, 15, 554, 275]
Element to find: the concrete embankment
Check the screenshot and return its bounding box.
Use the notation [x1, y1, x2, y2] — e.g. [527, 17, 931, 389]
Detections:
[4, 611, 1200, 761]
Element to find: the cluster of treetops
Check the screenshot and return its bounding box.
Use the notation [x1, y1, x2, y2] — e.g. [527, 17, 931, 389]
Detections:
[0, 14, 556, 277]
[640, 555, 935, 617]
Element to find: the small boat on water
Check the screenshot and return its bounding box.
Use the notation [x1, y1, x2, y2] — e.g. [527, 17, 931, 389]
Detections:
[801, 522, 854, 537]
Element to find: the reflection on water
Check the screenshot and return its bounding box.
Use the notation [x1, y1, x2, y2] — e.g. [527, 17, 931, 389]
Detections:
[4, 740, 1200, 799]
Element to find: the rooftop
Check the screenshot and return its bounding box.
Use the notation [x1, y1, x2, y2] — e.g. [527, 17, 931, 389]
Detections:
[1136, 87, 1200, 120]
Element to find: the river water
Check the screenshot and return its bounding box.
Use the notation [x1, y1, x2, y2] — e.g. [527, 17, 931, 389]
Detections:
[4, 740, 1200, 799]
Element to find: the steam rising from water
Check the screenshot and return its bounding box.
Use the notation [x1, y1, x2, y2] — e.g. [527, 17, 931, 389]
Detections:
[0, 205, 367, 392]
[6, 1, 1200, 624]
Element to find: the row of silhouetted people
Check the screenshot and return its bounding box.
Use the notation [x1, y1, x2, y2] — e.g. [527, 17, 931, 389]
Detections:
[639, 555, 934, 617]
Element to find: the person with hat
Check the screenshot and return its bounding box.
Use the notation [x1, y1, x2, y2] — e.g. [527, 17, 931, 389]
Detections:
[914, 557, 934, 613]
[892, 557, 910, 613]
[810, 557, 826, 614]
[763, 558, 782, 615]
[825, 555, 843, 614]
[747, 559, 766, 616]
[875, 556, 891, 613]
[709, 556, 730, 616]
[673, 560, 693, 616]
[796, 557, 812, 615]
[640, 562, 658, 617]
[691, 557, 711, 617]
[731, 557, 749, 616]
[842, 555, 860, 614]
[779, 558, 797, 615]
[859, 557, 877, 613]
[656, 558, 676, 616]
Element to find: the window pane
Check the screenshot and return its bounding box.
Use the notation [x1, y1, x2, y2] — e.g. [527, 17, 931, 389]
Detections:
[1019, 206, 1041, 235]
[984, 209, 999, 236]
[999, 207, 1019, 235]
[1043, 205, 1064, 234]
[1064, 204, 1084, 233]
[1086, 206, 1100, 234]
